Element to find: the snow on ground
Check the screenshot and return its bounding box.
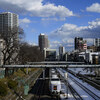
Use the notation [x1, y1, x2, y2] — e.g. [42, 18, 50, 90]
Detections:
[68, 78, 93, 100]
[68, 72, 100, 97]
[68, 68, 95, 75]
[60, 81, 74, 100]
[57, 68, 75, 100]
[57, 68, 100, 100]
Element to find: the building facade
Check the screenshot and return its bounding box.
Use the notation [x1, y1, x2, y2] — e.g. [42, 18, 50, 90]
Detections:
[43, 48, 56, 61]
[0, 12, 18, 33]
[94, 38, 100, 47]
[38, 33, 49, 51]
[59, 46, 65, 60]
[75, 37, 83, 50]
[0, 39, 5, 65]
[75, 37, 87, 51]
[78, 40, 87, 50]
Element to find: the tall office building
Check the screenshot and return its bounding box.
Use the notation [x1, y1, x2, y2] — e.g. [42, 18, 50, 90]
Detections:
[75, 37, 83, 50]
[59, 46, 65, 60]
[94, 38, 100, 47]
[59, 46, 65, 55]
[0, 12, 18, 34]
[38, 33, 49, 51]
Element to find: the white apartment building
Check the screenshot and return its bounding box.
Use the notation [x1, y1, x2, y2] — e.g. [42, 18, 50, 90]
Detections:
[0, 39, 4, 65]
[94, 38, 100, 47]
[0, 12, 18, 33]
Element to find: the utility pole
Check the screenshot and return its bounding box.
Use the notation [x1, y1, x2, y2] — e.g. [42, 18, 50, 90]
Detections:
[64, 72, 68, 99]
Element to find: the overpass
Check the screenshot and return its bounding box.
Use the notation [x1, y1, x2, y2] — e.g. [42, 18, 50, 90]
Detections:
[0, 61, 100, 68]
[27, 61, 85, 65]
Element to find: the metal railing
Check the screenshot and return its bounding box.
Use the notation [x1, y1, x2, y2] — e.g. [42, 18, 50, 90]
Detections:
[0, 64, 100, 68]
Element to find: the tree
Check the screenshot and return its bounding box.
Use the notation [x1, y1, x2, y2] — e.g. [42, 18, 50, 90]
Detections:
[19, 42, 44, 64]
[0, 26, 24, 76]
[0, 26, 24, 65]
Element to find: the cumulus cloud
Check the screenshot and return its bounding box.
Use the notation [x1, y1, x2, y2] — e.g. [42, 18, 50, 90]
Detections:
[50, 18, 100, 38]
[49, 18, 100, 51]
[0, 0, 74, 18]
[41, 17, 66, 21]
[50, 41, 61, 49]
[19, 18, 31, 28]
[85, 38, 94, 46]
[86, 3, 100, 13]
[19, 18, 31, 24]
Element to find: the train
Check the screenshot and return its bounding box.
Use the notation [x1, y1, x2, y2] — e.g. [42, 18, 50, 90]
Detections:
[49, 68, 61, 95]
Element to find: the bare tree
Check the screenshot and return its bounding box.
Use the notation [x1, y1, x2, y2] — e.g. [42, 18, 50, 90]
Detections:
[19, 42, 44, 64]
[0, 27, 24, 65]
[0, 26, 24, 76]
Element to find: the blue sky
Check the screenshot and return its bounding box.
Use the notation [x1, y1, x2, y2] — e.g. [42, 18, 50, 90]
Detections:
[0, 0, 100, 51]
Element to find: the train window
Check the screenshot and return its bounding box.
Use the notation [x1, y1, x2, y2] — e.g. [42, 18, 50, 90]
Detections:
[53, 85, 57, 90]
[51, 79, 59, 81]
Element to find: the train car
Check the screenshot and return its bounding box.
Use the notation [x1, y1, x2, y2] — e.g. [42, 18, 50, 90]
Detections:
[49, 78, 61, 95]
[49, 68, 61, 95]
[51, 70, 55, 74]
[51, 74, 58, 78]
[51, 69, 56, 73]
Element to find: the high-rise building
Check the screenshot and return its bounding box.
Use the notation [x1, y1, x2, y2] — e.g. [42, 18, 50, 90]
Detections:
[94, 38, 100, 47]
[78, 40, 87, 50]
[59, 46, 65, 60]
[38, 33, 49, 51]
[0, 12, 18, 33]
[59, 46, 65, 55]
[0, 39, 5, 65]
[75, 37, 83, 50]
[74, 37, 87, 51]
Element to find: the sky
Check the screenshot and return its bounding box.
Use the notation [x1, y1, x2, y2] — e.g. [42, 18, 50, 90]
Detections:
[0, 0, 100, 51]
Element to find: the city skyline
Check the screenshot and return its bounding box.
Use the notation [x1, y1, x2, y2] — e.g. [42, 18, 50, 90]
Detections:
[0, 0, 100, 51]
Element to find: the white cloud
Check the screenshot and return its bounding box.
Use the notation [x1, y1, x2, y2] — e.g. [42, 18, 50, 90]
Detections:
[50, 41, 61, 49]
[88, 18, 100, 26]
[49, 18, 100, 51]
[50, 18, 100, 38]
[41, 17, 66, 21]
[62, 38, 74, 44]
[19, 18, 31, 24]
[51, 41, 60, 44]
[0, 0, 74, 18]
[27, 40, 37, 46]
[86, 3, 100, 13]
[85, 38, 94, 46]
[19, 18, 31, 28]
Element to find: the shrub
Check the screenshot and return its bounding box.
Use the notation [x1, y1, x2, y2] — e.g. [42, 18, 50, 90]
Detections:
[8, 80, 18, 90]
[0, 81, 8, 96]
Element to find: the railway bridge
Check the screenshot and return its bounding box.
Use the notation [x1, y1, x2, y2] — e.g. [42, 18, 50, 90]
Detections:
[0, 61, 100, 68]
[0, 61, 100, 80]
